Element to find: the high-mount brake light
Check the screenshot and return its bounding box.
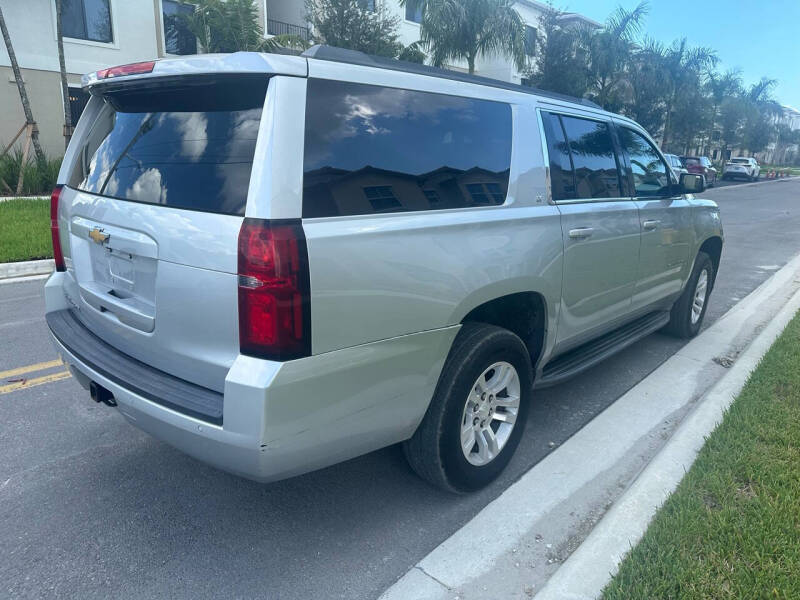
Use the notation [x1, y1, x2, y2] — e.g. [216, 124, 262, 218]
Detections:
[97, 61, 156, 79]
[237, 219, 311, 361]
[50, 185, 66, 272]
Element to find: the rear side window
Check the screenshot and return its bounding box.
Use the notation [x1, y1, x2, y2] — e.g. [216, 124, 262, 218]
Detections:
[559, 115, 622, 199]
[541, 112, 576, 201]
[302, 79, 512, 218]
[69, 76, 268, 215]
[541, 112, 622, 201]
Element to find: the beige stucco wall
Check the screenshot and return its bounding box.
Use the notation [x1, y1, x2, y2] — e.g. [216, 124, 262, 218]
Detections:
[1, 66, 82, 158]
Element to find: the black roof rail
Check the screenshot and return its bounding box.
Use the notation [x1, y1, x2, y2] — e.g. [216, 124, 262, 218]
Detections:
[301, 45, 602, 109]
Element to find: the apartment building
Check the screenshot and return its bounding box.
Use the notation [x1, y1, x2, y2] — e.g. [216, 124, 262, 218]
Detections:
[0, 0, 597, 157]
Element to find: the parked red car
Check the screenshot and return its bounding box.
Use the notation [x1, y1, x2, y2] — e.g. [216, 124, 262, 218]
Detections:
[680, 156, 717, 187]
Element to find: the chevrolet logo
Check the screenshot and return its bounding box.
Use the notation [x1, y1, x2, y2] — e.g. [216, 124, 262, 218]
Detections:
[88, 227, 109, 244]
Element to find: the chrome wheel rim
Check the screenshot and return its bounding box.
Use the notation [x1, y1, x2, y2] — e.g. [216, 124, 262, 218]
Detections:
[459, 361, 521, 467]
[691, 268, 708, 324]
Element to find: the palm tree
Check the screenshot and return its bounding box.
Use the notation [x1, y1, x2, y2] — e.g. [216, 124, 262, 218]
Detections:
[741, 77, 781, 156]
[586, 1, 649, 111]
[403, 0, 525, 75]
[624, 38, 670, 136]
[185, 0, 264, 52]
[659, 38, 717, 150]
[0, 3, 45, 163]
[55, 0, 72, 150]
[704, 69, 742, 154]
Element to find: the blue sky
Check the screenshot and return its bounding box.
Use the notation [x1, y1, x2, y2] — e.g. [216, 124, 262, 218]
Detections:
[562, 0, 800, 109]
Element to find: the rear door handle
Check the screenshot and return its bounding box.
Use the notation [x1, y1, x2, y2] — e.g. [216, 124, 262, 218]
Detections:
[642, 220, 660, 231]
[568, 227, 594, 239]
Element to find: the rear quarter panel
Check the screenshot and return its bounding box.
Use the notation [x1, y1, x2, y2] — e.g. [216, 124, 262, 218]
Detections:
[295, 67, 563, 355]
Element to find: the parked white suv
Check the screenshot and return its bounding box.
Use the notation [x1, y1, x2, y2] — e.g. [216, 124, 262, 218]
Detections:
[723, 157, 760, 181]
[45, 47, 722, 492]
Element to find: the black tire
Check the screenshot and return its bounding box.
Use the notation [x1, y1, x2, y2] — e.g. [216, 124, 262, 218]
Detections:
[664, 252, 714, 338]
[403, 323, 533, 493]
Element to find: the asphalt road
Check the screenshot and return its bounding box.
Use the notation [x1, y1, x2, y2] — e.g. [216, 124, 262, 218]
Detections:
[2, 178, 799, 600]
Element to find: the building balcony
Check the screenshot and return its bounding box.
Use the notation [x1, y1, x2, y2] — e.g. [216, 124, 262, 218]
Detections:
[267, 19, 310, 41]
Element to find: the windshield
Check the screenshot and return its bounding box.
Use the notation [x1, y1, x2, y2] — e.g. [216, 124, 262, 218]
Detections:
[69, 76, 268, 216]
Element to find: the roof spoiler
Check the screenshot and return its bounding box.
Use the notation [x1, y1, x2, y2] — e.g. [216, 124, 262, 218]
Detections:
[82, 52, 307, 90]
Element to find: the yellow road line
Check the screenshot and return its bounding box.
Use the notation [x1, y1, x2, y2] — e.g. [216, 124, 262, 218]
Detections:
[0, 370, 72, 394]
[0, 359, 63, 380]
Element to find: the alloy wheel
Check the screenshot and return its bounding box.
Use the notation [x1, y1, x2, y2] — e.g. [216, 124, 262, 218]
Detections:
[459, 361, 521, 466]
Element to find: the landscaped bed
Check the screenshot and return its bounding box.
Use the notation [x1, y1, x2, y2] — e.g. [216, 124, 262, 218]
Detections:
[602, 311, 800, 599]
[0, 198, 52, 263]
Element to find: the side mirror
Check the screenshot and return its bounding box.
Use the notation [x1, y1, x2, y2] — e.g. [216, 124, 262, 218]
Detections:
[680, 173, 705, 194]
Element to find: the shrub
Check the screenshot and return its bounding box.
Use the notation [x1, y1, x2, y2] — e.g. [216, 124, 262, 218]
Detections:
[0, 148, 62, 196]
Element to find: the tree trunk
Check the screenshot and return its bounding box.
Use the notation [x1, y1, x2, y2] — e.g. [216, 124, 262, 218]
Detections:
[55, 0, 72, 151]
[0, 4, 45, 163]
[467, 53, 475, 75]
[661, 90, 678, 151]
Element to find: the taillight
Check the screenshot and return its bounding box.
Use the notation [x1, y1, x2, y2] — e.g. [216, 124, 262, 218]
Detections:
[237, 218, 310, 361]
[50, 185, 66, 272]
[96, 61, 156, 79]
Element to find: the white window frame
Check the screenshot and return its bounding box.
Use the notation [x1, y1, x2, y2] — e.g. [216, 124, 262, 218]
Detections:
[403, 0, 423, 26]
[51, 0, 119, 49]
[159, 0, 198, 57]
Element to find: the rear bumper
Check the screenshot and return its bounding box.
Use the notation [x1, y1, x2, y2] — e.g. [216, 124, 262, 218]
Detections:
[45, 273, 457, 482]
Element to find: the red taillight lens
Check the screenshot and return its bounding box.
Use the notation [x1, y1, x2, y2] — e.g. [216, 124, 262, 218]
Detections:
[97, 61, 156, 79]
[237, 218, 310, 361]
[50, 185, 66, 272]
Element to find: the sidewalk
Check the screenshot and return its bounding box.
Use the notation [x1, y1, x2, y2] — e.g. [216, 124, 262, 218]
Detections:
[380, 251, 800, 600]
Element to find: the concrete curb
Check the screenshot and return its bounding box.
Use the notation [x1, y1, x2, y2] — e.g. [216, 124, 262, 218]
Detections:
[535, 280, 800, 600]
[0, 259, 54, 281]
[379, 251, 800, 600]
[0, 195, 48, 202]
[707, 176, 795, 192]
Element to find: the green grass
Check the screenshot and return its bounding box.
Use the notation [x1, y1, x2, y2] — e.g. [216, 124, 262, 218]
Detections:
[758, 164, 800, 177]
[0, 198, 52, 263]
[602, 311, 800, 600]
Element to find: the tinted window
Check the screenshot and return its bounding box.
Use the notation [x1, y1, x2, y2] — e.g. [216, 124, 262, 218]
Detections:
[68, 86, 90, 125]
[524, 26, 537, 56]
[303, 79, 512, 218]
[405, 0, 423, 22]
[542, 112, 575, 201]
[69, 76, 267, 215]
[560, 115, 622, 199]
[619, 128, 671, 197]
[163, 0, 197, 55]
[63, 0, 113, 43]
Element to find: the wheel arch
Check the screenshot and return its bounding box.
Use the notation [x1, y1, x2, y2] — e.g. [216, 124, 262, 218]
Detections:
[459, 291, 548, 371]
[698, 236, 723, 288]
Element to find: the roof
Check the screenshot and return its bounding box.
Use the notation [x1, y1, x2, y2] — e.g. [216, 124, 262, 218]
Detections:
[515, 0, 603, 28]
[302, 45, 601, 109]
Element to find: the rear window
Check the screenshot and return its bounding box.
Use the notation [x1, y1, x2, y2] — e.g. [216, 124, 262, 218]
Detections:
[730, 158, 749, 163]
[302, 79, 512, 218]
[683, 158, 700, 166]
[69, 76, 268, 215]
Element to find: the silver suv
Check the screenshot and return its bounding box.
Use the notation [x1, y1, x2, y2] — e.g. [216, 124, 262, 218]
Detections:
[45, 47, 722, 492]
